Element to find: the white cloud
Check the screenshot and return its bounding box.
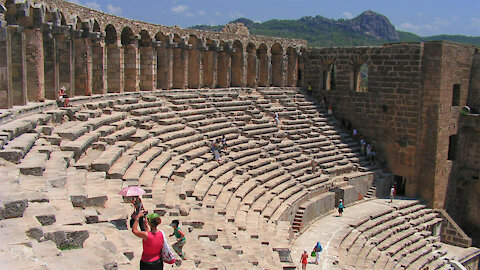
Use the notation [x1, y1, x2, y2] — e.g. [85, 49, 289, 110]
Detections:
[469, 17, 480, 28]
[228, 11, 244, 19]
[434, 17, 450, 27]
[106, 4, 122, 15]
[342, 11, 353, 19]
[186, 12, 194, 17]
[85, 1, 101, 11]
[198, 10, 206, 16]
[172, 5, 188, 13]
[214, 11, 221, 16]
[398, 22, 420, 32]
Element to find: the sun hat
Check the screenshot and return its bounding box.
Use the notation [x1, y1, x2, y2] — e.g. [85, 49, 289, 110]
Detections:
[146, 212, 160, 221]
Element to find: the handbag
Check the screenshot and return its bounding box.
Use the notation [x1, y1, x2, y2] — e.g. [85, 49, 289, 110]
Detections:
[159, 230, 176, 264]
[311, 251, 316, 257]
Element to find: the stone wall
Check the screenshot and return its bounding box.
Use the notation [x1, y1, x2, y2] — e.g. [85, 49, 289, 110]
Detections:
[436, 209, 472, 248]
[304, 41, 480, 248]
[304, 43, 424, 199]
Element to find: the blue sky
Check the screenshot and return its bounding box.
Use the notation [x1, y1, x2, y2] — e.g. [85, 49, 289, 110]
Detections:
[67, 0, 480, 36]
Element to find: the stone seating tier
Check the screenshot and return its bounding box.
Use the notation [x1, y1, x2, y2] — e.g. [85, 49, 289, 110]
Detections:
[1, 87, 474, 270]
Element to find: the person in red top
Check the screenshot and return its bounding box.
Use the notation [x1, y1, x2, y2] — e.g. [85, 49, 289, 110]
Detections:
[300, 249, 308, 270]
[132, 211, 164, 270]
[58, 86, 70, 107]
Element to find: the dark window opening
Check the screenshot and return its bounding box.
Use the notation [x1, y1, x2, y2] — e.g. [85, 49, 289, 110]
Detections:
[448, 135, 457, 161]
[452, 84, 461, 106]
[393, 175, 406, 196]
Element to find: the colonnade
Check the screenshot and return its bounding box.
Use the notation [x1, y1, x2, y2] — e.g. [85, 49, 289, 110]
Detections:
[0, 2, 305, 109]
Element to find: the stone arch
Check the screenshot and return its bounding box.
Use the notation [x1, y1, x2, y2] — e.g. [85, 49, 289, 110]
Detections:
[356, 62, 368, 92]
[92, 20, 100, 33]
[231, 40, 244, 87]
[216, 41, 229, 88]
[172, 34, 186, 89]
[75, 16, 83, 30]
[121, 26, 135, 46]
[121, 26, 138, 91]
[4, 0, 17, 25]
[105, 24, 117, 45]
[286, 47, 297, 87]
[202, 39, 216, 88]
[327, 62, 337, 90]
[155, 31, 170, 89]
[271, 43, 283, 86]
[246, 43, 257, 88]
[139, 30, 154, 91]
[257, 43, 268, 87]
[188, 35, 201, 88]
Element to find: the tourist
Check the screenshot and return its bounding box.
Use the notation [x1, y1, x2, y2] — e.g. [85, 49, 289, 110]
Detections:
[390, 186, 395, 203]
[322, 96, 327, 111]
[338, 199, 344, 216]
[130, 196, 146, 231]
[58, 86, 70, 107]
[300, 249, 308, 270]
[353, 128, 358, 140]
[366, 144, 372, 159]
[311, 159, 317, 173]
[327, 105, 333, 115]
[132, 211, 164, 270]
[214, 138, 221, 161]
[360, 140, 366, 156]
[307, 82, 313, 97]
[312, 241, 322, 264]
[169, 219, 186, 260]
[274, 112, 280, 126]
[221, 135, 227, 149]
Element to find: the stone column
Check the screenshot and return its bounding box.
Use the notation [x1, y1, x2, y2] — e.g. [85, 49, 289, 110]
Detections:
[92, 41, 106, 94]
[74, 37, 92, 96]
[43, 28, 56, 100]
[25, 27, 44, 102]
[247, 50, 257, 88]
[123, 43, 138, 92]
[287, 52, 298, 87]
[188, 47, 201, 89]
[156, 45, 167, 89]
[106, 44, 123, 93]
[0, 24, 12, 109]
[172, 45, 188, 89]
[9, 26, 27, 106]
[140, 45, 155, 91]
[258, 51, 269, 87]
[267, 53, 272, 86]
[55, 34, 75, 98]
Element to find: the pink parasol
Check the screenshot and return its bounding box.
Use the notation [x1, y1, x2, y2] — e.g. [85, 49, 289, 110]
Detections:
[119, 186, 146, 197]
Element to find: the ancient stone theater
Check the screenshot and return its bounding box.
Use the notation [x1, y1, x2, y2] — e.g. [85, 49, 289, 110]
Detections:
[0, 0, 479, 269]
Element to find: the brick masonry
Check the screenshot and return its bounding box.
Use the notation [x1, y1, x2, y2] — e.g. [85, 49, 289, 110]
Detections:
[304, 42, 480, 247]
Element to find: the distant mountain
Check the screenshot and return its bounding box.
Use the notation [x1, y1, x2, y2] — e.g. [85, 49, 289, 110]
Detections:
[189, 11, 480, 47]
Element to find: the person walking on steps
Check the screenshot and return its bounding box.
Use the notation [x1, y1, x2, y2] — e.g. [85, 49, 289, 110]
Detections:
[300, 249, 308, 270]
[312, 241, 322, 265]
[170, 219, 186, 260]
[307, 82, 313, 97]
[132, 211, 164, 270]
[390, 185, 396, 203]
[338, 199, 344, 216]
